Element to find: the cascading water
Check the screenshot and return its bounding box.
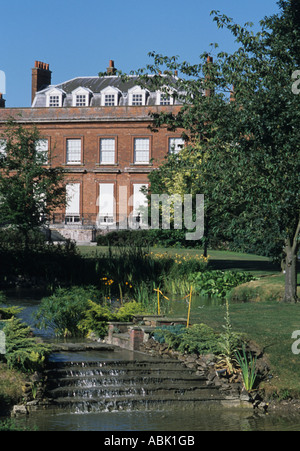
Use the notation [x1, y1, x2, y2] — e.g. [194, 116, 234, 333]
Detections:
[42, 353, 226, 414]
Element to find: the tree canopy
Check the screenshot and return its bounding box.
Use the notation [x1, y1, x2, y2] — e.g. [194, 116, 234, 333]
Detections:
[134, 0, 300, 302]
[0, 119, 66, 246]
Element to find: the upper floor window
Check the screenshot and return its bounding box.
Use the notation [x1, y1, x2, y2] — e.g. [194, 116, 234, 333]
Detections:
[46, 87, 65, 107]
[157, 88, 176, 106]
[66, 139, 82, 164]
[128, 86, 149, 106]
[0, 139, 6, 157]
[132, 94, 143, 105]
[101, 87, 121, 106]
[49, 96, 60, 107]
[36, 139, 49, 164]
[72, 87, 92, 107]
[76, 95, 87, 106]
[100, 138, 115, 164]
[104, 94, 116, 106]
[160, 94, 171, 105]
[169, 137, 184, 154]
[134, 138, 150, 164]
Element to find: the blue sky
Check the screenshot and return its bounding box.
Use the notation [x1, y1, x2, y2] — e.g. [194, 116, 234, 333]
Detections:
[1, 0, 280, 107]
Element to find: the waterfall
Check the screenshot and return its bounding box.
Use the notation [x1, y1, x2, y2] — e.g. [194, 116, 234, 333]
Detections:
[42, 354, 225, 414]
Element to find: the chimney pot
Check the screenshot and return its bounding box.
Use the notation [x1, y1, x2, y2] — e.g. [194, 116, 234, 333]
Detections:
[107, 60, 117, 76]
[0, 92, 5, 108]
[32, 60, 52, 105]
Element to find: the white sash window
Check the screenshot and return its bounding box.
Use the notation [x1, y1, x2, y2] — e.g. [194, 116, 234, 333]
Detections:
[99, 183, 115, 226]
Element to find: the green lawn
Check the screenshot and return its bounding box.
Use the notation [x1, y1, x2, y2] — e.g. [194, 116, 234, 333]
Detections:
[78, 245, 280, 274]
[78, 244, 300, 397]
[190, 301, 300, 398]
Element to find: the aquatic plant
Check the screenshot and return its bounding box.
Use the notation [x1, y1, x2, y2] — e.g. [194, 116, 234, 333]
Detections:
[235, 345, 258, 391]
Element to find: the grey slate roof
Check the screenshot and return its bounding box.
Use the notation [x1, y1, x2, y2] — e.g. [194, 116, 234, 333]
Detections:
[32, 74, 182, 108]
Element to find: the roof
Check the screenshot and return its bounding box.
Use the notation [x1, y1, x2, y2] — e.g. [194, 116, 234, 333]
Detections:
[32, 74, 182, 108]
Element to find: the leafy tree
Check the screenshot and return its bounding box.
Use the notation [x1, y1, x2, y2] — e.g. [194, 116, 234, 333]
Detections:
[0, 119, 66, 248]
[133, 1, 300, 302]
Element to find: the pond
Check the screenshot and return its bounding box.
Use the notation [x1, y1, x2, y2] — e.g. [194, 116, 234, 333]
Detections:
[9, 405, 300, 431]
[2, 288, 300, 432]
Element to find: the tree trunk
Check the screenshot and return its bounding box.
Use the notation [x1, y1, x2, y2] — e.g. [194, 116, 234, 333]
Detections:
[283, 242, 298, 303]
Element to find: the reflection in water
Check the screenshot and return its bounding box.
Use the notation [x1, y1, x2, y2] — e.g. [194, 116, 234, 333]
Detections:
[14, 409, 300, 432]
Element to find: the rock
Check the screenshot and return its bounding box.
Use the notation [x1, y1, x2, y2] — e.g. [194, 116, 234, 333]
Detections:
[12, 405, 28, 416]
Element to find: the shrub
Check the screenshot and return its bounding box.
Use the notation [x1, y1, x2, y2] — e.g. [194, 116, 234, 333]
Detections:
[78, 300, 115, 339]
[96, 229, 202, 249]
[152, 324, 186, 348]
[152, 323, 223, 355]
[34, 286, 100, 338]
[78, 300, 147, 338]
[0, 305, 23, 320]
[3, 318, 51, 373]
[177, 324, 223, 355]
[189, 270, 255, 298]
[116, 301, 148, 321]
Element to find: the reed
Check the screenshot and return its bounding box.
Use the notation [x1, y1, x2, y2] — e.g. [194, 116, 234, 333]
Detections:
[235, 345, 257, 391]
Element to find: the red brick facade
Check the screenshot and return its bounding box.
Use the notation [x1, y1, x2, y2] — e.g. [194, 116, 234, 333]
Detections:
[0, 62, 183, 242]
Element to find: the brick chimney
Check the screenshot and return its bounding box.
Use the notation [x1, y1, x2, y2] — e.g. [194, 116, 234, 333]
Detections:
[0, 93, 5, 108]
[107, 60, 117, 76]
[205, 55, 213, 98]
[31, 61, 52, 104]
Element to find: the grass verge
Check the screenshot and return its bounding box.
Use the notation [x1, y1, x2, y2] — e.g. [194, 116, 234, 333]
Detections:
[190, 301, 300, 399]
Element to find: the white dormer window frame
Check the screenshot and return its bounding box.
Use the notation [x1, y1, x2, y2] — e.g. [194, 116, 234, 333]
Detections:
[128, 86, 149, 106]
[46, 87, 65, 107]
[157, 87, 176, 106]
[101, 86, 121, 106]
[71, 87, 92, 107]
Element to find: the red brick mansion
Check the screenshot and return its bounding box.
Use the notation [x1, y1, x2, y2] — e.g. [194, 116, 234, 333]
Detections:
[0, 60, 185, 242]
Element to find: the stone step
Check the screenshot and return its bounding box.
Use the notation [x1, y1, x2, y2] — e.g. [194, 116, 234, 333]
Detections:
[46, 359, 183, 369]
[48, 393, 228, 412]
[46, 374, 207, 388]
[45, 367, 198, 380]
[47, 382, 217, 399]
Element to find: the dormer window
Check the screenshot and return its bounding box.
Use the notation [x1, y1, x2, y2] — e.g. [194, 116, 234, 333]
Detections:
[104, 94, 115, 106]
[101, 87, 121, 106]
[49, 96, 60, 107]
[72, 87, 92, 107]
[46, 87, 65, 107]
[128, 86, 149, 106]
[157, 88, 176, 106]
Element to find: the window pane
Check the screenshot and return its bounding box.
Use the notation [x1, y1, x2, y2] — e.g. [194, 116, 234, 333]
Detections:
[160, 94, 171, 105]
[0, 139, 6, 156]
[134, 138, 149, 163]
[104, 94, 116, 106]
[76, 95, 87, 106]
[66, 139, 81, 164]
[49, 96, 60, 107]
[66, 183, 80, 215]
[99, 183, 115, 224]
[36, 139, 48, 164]
[132, 94, 143, 105]
[169, 138, 184, 154]
[100, 138, 115, 164]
